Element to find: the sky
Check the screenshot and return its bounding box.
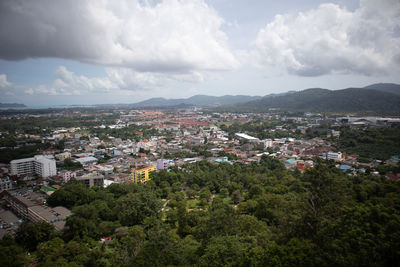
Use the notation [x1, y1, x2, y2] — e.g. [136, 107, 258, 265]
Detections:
[0, 0, 399, 106]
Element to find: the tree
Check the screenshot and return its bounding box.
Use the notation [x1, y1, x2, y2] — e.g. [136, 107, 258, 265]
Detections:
[36, 237, 65, 265]
[63, 158, 83, 170]
[199, 188, 211, 202]
[186, 189, 196, 199]
[47, 182, 92, 208]
[116, 191, 161, 226]
[199, 236, 249, 266]
[120, 225, 146, 258]
[299, 161, 351, 240]
[232, 190, 242, 204]
[15, 221, 55, 251]
[64, 216, 99, 240]
[0, 235, 31, 267]
[176, 201, 189, 237]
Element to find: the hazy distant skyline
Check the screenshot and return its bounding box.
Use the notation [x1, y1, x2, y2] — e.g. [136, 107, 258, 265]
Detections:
[0, 0, 399, 105]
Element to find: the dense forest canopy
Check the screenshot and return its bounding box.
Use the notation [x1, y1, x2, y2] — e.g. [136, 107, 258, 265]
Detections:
[2, 157, 400, 266]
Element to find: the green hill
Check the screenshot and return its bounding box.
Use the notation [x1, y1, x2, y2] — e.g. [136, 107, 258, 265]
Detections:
[238, 87, 400, 113]
[363, 83, 400, 95]
[132, 94, 261, 107]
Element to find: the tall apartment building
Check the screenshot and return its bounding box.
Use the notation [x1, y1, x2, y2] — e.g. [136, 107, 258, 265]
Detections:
[131, 166, 156, 184]
[10, 155, 57, 178]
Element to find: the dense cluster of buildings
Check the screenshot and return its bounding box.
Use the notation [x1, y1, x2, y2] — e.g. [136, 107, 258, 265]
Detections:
[1, 108, 399, 237]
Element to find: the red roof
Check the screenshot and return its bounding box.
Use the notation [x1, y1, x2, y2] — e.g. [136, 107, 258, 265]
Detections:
[387, 174, 399, 181]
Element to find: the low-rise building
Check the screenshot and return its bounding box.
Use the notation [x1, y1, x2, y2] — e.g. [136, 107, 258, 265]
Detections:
[55, 152, 72, 161]
[0, 178, 15, 191]
[0, 190, 71, 231]
[75, 172, 104, 188]
[74, 156, 98, 166]
[58, 171, 77, 183]
[234, 133, 260, 143]
[263, 139, 273, 148]
[321, 151, 343, 161]
[156, 159, 170, 171]
[0, 208, 21, 238]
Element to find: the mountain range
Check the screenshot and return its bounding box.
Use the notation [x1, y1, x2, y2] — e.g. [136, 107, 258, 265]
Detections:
[236, 83, 400, 113]
[131, 83, 400, 113]
[131, 94, 263, 107]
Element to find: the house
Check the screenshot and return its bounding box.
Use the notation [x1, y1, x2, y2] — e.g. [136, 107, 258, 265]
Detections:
[387, 173, 400, 181]
[58, 171, 76, 183]
[157, 159, 170, 171]
[75, 172, 104, 188]
[55, 152, 71, 161]
[0, 178, 15, 191]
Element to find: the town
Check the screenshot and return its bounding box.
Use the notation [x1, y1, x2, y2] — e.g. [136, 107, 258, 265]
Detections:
[1, 107, 399, 238]
[2, 0, 400, 265]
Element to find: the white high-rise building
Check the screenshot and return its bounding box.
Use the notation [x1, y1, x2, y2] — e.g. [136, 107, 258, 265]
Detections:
[10, 155, 57, 178]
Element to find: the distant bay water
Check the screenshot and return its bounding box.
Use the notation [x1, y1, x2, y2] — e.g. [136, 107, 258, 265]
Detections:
[0, 104, 96, 110]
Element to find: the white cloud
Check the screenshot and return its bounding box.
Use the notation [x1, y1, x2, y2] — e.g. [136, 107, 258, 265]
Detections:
[0, 0, 239, 75]
[105, 67, 206, 90]
[24, 88, 34, 95]
[26, 85, 60, 96]
[254, 0, 400, 76]
[0, 74, 12, 88]
[25, 65, 208, 95]
[55, 66, 116, 93]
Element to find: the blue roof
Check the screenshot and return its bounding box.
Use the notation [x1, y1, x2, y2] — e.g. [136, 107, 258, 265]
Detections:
[339, 165, 351, 170]
[286, 158, 296, 163]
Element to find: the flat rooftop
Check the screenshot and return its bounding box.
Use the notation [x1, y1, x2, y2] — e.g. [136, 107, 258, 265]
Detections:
[0, 208, 19, 224]
[10, 157, 34, 164]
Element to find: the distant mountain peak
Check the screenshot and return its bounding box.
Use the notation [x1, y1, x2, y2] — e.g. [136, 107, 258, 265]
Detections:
[235, 83, 400, 113]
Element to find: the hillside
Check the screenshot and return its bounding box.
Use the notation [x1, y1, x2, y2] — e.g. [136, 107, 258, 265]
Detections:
[132, 94, 262, 107]
[238, 87, 400, 113]
[130, 83, 400, 112]
[364, 83, 400, 95]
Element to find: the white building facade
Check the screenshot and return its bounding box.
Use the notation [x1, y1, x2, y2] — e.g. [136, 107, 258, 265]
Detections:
[10, 155, 57, 178]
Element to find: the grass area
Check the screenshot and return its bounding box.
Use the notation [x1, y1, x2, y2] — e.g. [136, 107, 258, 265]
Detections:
[222, 197, 232, 205]
[215, 121, 244, 127]
[76, 129, 90, 135]
[187, 199, 200, 209]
